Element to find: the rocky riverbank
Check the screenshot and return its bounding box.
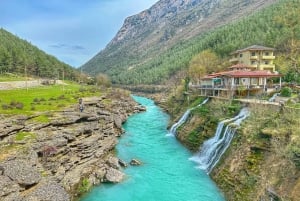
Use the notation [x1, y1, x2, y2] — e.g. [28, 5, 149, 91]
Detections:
[0, 93, 145, 200]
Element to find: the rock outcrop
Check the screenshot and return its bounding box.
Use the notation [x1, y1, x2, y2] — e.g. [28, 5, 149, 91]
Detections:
[0, 94, 145, 200]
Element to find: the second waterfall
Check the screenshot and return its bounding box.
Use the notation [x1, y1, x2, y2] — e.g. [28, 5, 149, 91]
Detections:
[169, 98, 250, 174]
[190, 108, 250, 174]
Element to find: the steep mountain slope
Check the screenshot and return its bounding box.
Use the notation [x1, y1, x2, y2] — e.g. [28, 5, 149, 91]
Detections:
[82, 0, 278, 84]
[0, 28, 78, 80]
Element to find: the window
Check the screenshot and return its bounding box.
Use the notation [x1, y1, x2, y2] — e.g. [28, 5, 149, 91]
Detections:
[239, 53, 243, 58]
[251, 52, 256, 56]
[265, 61, 269, 64]
[265, 52, 269, 56]
[251, 61, 256, 65]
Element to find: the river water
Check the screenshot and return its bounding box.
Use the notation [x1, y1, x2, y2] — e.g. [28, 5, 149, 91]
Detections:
[81, 96, 225, 201]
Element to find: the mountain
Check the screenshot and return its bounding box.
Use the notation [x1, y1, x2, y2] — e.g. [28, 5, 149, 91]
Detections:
[0, 28, 78, 80]
[81, 0, 277, 84]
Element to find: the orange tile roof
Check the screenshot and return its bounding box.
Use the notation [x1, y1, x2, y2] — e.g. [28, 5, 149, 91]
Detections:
[203, 70, 281, 79]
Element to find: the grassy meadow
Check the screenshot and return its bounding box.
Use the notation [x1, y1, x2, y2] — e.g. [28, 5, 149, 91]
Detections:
[0, 82, 101, 115]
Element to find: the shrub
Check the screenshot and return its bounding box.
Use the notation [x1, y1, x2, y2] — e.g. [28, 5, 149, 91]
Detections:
[33, 97, 40, 102]
[15, 102, 24, 109]
[57, 104, 66, 108]
[58, 95, 65, 100]
[2, 104, 10, 110]
[48, 97, 56, 101]
[280, 87, 292, 97]
[10, 101, 17, 106]
[78, 178, 91, 194]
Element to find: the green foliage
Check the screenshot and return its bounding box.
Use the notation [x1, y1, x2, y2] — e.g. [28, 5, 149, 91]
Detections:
[78, 178, 91, 194]
[15, 132, 36, 141]
[280, 87, 292, 97]
[187, 130, 204, 149]
[31, 115, 50, 123]
[0, 28, 80, 80]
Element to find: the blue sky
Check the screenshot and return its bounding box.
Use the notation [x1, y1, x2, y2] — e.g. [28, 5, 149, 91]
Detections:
[0, 0, 158, 67]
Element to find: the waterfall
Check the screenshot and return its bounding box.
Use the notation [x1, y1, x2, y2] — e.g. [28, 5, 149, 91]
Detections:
[190, 108, 250, 174]
[268, 93, 279, 102]
[168, 98, 209, 136]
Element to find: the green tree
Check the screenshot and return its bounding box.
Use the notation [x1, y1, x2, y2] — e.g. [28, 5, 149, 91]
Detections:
[188, 50, 220, 84]
[95, 73, 112, 88]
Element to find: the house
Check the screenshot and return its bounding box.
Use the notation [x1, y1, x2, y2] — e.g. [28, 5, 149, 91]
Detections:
[198, 45, 281, 98]
[229, 45, 276, 72]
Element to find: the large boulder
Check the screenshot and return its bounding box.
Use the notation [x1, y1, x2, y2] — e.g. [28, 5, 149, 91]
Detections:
[2, 159, 41, 187]
[104, 167, 125, 183]
[107, 156, 121, 170]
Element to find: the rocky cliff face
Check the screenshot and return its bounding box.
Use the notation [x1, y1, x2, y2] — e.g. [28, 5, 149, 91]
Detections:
[82, 0, 278, 77]
[0, 93, 145, 200]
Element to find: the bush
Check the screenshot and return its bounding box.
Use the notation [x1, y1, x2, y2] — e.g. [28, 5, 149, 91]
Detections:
[2, 104, 10, 110]
[10, 100, 17, 106]
[280, 87, 292, 97]
[78, 178, 90, 194]
[58, 95, 65, 100]
[15, 102, 24, 109]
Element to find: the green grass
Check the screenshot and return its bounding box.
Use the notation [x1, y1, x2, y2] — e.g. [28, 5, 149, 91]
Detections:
[0, 74, 27, 82]
[0, 83, 102, 114]
[31, 114, 51, 123]
[15, 131, 36, 141]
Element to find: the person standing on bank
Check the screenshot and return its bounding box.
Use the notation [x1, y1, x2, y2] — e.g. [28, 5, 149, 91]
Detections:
[78, 98, 84, 112]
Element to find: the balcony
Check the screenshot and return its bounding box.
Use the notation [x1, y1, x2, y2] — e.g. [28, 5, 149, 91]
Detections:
[262, 55, 275, 60]
[250, 56, 258, 60]
[260, 64, 275, 71]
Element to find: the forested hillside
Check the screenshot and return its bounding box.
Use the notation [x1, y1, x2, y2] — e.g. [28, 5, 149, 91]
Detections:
[83, 0, 300, 85]
[0, 28, 79, 80]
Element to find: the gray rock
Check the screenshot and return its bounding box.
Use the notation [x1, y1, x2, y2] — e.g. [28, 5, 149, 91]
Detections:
[113, 114, 123, 129]
[2, 159, 41, 186]
[0, 175, 20, 196]
[107, 156, 121, 170]
[1, 191, 23, 201]
[24, 180, 70, 201]
[130, 158, 142, 166]
[104, 167, 125, 183]
[118, 159, 128, 168]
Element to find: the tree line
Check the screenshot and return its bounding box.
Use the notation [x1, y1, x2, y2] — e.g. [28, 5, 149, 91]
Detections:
[0, 28, 80, 80]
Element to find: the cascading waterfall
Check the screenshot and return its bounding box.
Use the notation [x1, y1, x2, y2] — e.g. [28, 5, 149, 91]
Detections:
[268, 93, 279, 102]
[169, 98, 209, 136]
[190, 108, 250, 174]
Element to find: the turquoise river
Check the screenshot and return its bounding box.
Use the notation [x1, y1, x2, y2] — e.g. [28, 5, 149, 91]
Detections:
[81, 96, 225, 201]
